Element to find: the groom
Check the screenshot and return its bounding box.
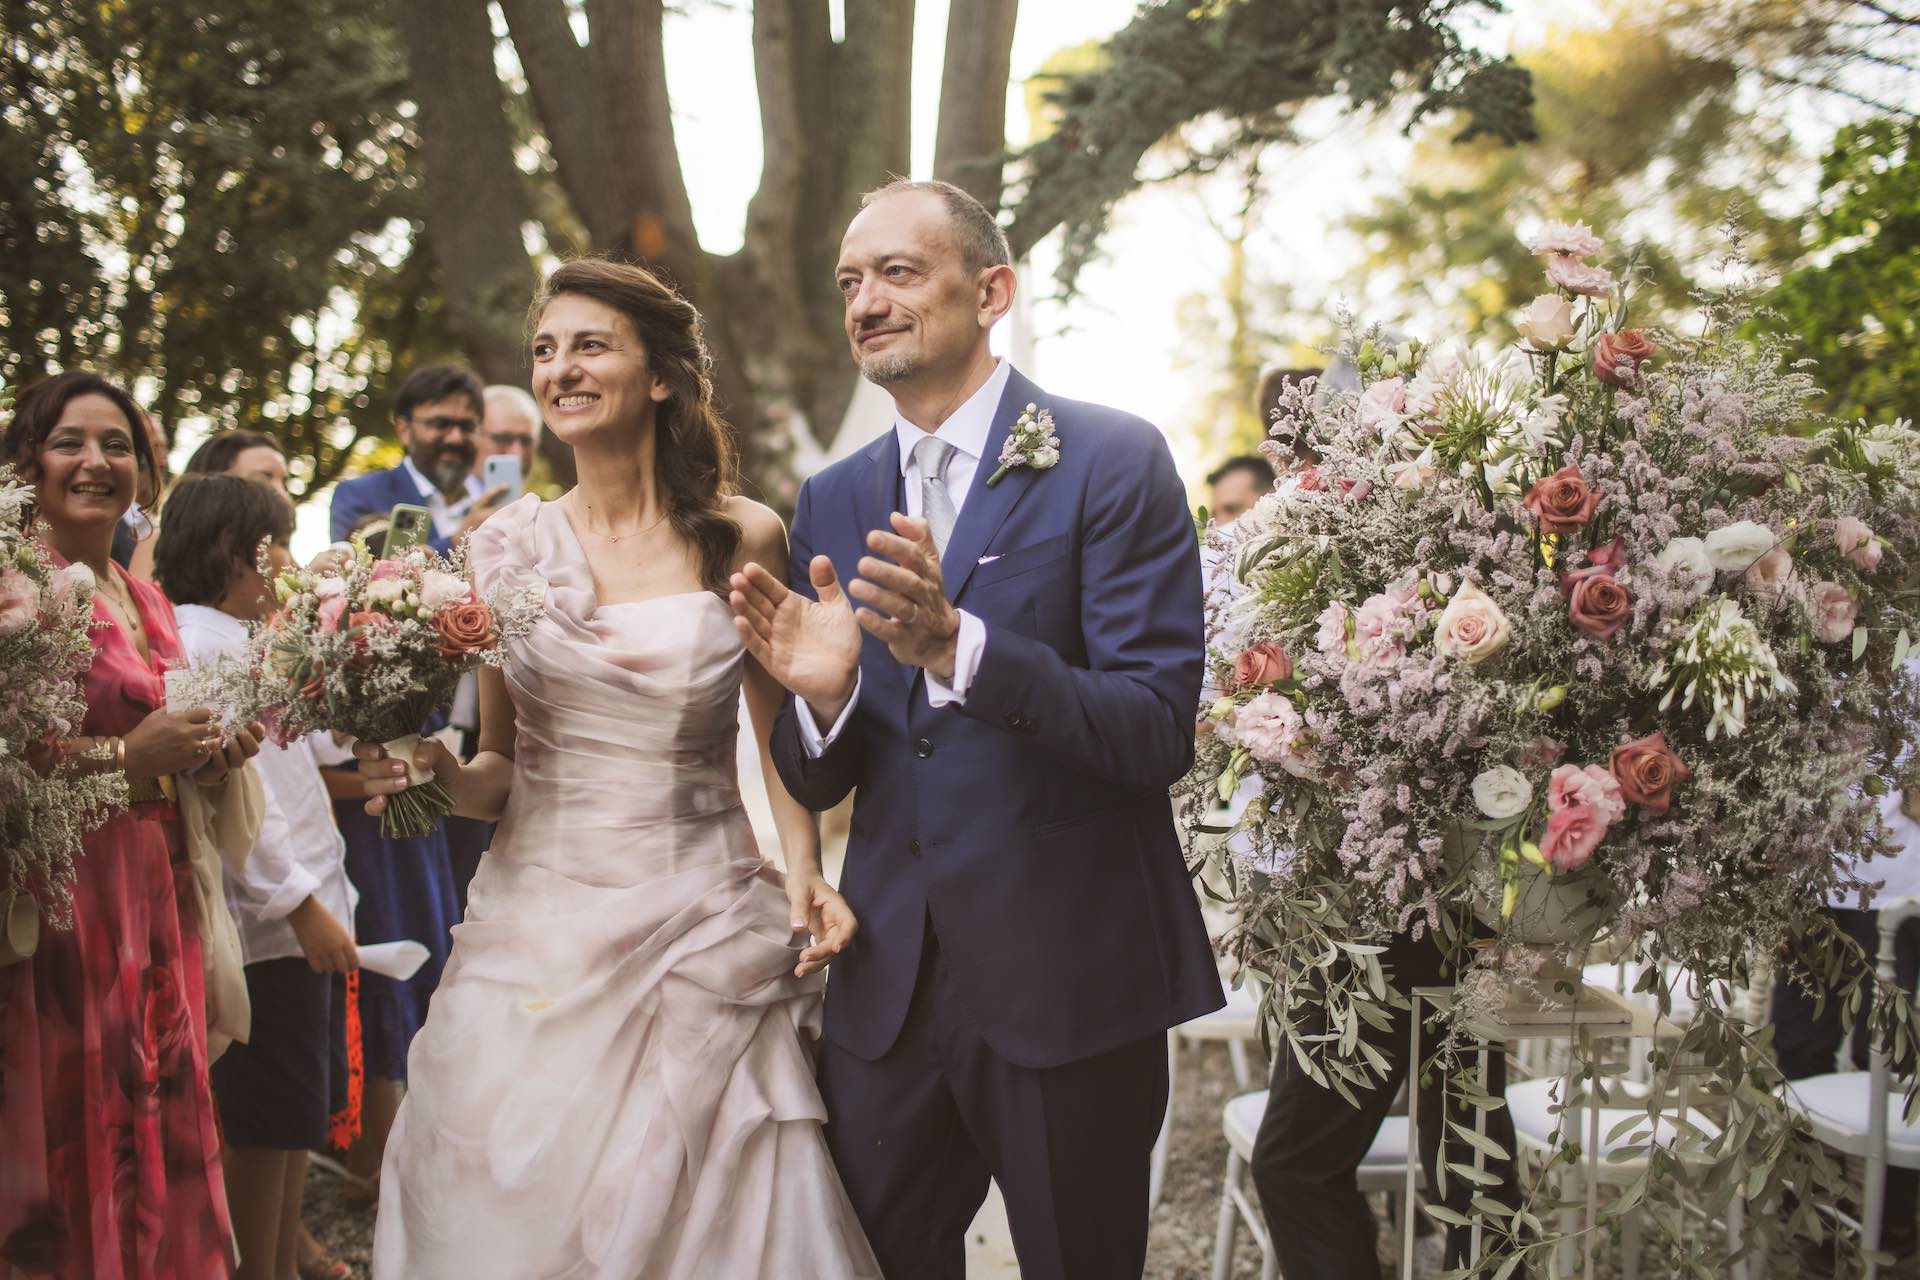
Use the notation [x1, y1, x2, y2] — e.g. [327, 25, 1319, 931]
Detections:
[730, 179, 1222, 1278]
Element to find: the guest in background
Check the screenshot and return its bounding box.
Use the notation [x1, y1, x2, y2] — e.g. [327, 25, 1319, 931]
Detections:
[0, 371, 263, 1279]
[330, 365, 508, 555]
[324, 510, 461, 1206]
[1205, 453, 1275, 525]
[157, 475, 361, 1280]
[184, 429, 292, 500]
[1772, 683, 1920, 1259]
[476, 384, 543, 485]
[119, 406, 170, 578]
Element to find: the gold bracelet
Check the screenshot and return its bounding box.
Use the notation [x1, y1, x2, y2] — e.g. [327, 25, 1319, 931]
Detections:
[112, 737, 126, 773]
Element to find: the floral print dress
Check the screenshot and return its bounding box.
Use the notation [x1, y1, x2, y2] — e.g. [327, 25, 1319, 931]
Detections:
[0, 562, 234, 1278]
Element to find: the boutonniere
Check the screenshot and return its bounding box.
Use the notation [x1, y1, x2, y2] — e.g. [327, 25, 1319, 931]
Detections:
[986, 404, 1060, 488]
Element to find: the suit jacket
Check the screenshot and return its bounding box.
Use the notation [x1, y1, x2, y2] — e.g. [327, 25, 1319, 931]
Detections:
[330, 465, 455, 556]
[773, 367, 1223, 1069]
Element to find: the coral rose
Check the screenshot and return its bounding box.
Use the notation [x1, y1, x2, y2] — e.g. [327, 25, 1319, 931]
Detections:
[1234, 642, 1293, 691]
[1523, 464, 1599, 534]
[1593, 330, 1656, 387]
[1608, 732, 1691, 813]
[435, 601, 497, 657]
[1566, 571, 1631, 641]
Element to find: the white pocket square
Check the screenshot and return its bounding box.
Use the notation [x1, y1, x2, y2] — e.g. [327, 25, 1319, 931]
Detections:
[977, 554, 1002, 565]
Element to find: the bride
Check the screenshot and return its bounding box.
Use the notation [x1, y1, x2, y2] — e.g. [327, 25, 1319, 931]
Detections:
[354, 259, 879, 1278]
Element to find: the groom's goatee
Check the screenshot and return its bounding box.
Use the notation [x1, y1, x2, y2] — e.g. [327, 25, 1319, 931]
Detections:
[860, 353, 916, 385]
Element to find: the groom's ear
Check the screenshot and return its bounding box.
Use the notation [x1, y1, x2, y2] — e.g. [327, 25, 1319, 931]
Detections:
[977, 263, 1016, 330]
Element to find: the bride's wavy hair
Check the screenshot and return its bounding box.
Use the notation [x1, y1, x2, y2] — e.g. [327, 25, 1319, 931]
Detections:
[530, 258, 740, 593]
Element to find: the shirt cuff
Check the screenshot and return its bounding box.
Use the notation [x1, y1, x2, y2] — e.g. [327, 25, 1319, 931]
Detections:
[926, 610, 986, 708]
[795, 671, 862, 759]
[255, 866, 322, 923]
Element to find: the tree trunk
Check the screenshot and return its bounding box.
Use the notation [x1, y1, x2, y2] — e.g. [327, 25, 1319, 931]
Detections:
[397, 0, 535, 386]
[933, 0, 1019, 210]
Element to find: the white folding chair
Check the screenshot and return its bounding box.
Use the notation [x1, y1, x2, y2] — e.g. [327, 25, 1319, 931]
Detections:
[1150, 977, 1262, 1210]
[1209, 1088, 1421, 1280]
[1776, 896, 1920, 1280]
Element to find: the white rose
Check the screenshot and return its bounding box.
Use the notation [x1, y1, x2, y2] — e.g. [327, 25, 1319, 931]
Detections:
[313, 576, 349, 600]
[1030, 445, 1060, 470]
[1515, 294, 1575, 350]
[1472, 765, 1534, 820]
[1704, 521, 1776, 573]
[364, 577, 406, 605]
[418, 570, 472, 612]
[1656, 537, 1713, 580]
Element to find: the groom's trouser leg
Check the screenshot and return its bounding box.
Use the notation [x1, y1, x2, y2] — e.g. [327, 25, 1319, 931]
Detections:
[820, 939, 991, 1280]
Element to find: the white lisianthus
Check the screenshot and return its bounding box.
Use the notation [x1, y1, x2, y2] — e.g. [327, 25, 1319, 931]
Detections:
[1656, 537, 1714, 580]
[364, 577, 406, 605]
[313, 576, 349, 600]
[1472, 765, 1534, 820]
[58, 562, 95, 596]
[418, 570, 473, 612]
[1703, 521, 1776, 573]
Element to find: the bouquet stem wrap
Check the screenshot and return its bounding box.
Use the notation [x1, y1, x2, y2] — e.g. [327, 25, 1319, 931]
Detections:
[377, 732, 456, 840]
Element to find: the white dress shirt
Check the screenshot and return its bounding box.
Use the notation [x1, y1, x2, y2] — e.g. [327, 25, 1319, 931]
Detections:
[401, 455, 485, 541]
[174, 605, 358, 965]
[796, 360, 1011, 755]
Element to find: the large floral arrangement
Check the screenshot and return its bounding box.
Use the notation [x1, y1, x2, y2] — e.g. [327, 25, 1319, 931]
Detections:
[236, 542, 542, 837]
[0, 468, 128, 933]
[1183, 222, 1920, 1268]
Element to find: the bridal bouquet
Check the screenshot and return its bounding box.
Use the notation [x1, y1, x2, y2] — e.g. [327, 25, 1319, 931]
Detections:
[1184, 221, 1920, 1267]
[0, 468, 128, 939]
[240, 542, 542, 837]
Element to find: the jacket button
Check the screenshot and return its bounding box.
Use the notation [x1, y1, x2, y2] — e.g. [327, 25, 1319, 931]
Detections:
[914, 738, 934, 758]
[908, 839, 922, 857]
[1004, 712, 1022, 730]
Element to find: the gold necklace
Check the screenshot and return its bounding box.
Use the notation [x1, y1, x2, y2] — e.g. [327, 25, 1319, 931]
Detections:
[573, 501, 671, 544]
[97, 572, 142, 631]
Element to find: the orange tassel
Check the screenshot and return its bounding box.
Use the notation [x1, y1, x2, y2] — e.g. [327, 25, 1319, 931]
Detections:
[327, 969, 364, 1150]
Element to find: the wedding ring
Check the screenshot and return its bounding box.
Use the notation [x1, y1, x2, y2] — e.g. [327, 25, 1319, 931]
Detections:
[901, 603, 918, 623]
[195, 743, 211, 758]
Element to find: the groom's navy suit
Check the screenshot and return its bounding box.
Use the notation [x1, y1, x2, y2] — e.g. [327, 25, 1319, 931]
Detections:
[773, 367, 1222, 1278]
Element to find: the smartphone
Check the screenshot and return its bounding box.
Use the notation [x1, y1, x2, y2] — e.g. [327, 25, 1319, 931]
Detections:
[385, 503, 434, 553]
[483, 453, 523, 503]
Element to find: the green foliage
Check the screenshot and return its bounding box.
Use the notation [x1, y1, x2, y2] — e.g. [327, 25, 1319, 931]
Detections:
[0, 0, 450, 497]
[1761, 117, 1920, 427]
[1346, 1, 1805, 341]
[1007, 0, 1535, 291]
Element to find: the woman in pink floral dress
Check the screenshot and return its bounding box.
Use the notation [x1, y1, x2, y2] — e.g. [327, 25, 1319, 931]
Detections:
[0, 372, 260, 1278]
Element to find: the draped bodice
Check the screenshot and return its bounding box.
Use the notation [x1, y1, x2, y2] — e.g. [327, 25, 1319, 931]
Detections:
[468, 496, 751, 887]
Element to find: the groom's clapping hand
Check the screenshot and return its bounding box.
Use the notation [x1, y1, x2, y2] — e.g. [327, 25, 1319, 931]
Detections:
[849, 513, 959, 681]
[729, 556, 862, 724]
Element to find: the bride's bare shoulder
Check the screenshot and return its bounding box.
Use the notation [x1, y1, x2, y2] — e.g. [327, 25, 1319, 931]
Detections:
[724, 495, 788, 570]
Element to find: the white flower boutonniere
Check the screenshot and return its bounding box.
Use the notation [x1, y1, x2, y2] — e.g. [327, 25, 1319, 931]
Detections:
[985, 404, 1060, 488]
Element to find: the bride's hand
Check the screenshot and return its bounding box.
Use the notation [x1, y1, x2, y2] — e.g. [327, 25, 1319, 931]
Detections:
[352, 737, 459, 817]
[787, 868, 858, 978]
[729, 557, 862, 725]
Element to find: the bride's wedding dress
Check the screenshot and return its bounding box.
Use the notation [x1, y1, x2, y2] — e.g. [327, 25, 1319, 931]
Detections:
[372, 496, 879, 1279]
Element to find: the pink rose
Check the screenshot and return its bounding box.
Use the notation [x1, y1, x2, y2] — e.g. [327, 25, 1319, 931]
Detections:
[1523, 465, 1599, 534]
[369, 559, 409, 581]
[1747, 545, 1793, 599]
[1545, 254, 1615, 297]
[1609, 732, 1692, 812]
[1835, 516, 1882, 572]
[0, 569, 39, 636]
[1234, 642, 1293, 691]
[1566, 570, 1631, 640]
[1588, 537, 1628, 572]
[1593, 330, 1656, 387]
[1808, 581, 1857, 644]
[1358, 377, 1408, 434]
[318, 596, 348, 634]
[1433, 580, 1511, 666]
[1539, 801, 1607, 872]
[1548, 763, 1626, 827]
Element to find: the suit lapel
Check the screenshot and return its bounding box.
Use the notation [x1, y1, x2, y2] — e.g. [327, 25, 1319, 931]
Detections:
[851, 431, 913, 696]
[941, 368, 1044, 603]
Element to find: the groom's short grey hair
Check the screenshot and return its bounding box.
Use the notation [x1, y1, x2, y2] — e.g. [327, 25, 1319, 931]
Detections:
[860, 178, 1012, 277]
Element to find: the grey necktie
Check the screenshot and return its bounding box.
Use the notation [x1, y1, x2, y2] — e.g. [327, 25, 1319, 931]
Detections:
[913, 436, 959, 557]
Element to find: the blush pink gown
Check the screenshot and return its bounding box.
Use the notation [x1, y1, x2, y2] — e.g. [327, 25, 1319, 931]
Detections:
[372, 496, 878, 1280]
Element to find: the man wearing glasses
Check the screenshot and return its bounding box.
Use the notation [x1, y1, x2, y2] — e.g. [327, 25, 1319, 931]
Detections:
[474, 384, 544, 489]
[330, 364, 511, 555]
